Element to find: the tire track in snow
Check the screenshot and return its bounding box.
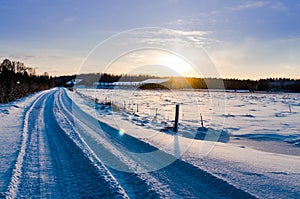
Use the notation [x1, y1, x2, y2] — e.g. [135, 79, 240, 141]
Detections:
[15, 90, 60, 198]
[56, 89, 163, 198]
[5, 89, 129, 198]
[5, 90, 51, 199]
[6, 89, 64, 198]
[44, 91, 128, 198]
[62, 89, 257, 198]
[54, 91, 130, 198]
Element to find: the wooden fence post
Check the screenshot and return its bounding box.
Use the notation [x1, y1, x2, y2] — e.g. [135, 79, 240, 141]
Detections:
[173, 104, 180, 132]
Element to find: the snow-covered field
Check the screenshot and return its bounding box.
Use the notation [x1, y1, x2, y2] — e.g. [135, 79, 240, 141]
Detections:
[0, 87, 299, 198]
[79, 88, 300, 150]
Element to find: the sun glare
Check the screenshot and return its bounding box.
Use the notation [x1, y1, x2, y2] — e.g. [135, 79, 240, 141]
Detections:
[159, 55, 195, 75]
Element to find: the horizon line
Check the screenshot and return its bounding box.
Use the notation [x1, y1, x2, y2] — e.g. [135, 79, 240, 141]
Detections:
[54, 72, 300, 81]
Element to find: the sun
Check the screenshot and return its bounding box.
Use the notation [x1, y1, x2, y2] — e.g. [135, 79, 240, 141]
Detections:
[159, 55, 195, 75]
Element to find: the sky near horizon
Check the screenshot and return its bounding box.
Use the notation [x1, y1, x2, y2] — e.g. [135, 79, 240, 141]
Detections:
[0, 0, 300, 79]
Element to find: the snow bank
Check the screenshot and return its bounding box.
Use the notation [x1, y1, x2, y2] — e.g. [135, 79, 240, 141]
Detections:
[0, 91, 44, 196]
[69, 88, 300, 198]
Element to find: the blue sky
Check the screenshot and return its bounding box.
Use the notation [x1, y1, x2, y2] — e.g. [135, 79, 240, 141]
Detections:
[0, 0, 300, 79]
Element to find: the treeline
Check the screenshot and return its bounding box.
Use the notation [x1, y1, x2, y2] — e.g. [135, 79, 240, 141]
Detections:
[163, 77, 300, 92]
[76, 73, 157, 84]
[75, 73, 300, 92]
[221, 78, 300, 92]
[0, 59, 74, 103]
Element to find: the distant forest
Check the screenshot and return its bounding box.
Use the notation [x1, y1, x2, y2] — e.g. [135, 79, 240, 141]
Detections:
[75, 73, 300, 93]
[1, 58, 300, 103]
[0, 59, 74, 103]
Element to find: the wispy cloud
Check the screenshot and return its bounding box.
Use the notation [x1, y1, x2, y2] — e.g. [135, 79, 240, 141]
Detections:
[167, 19, 185, 25]
[232, 1, 270, 11]
[210, 37, 300, 79]
[270, 1, 288, 11]
[0, 49, 84, 75]
[232, 1, 288, 11]
[128, 29, 214, 48]
[64, 17, 76, 24]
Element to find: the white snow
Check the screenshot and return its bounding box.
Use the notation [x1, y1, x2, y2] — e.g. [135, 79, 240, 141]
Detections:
[0, 87, 299, 198]
[76, 89, 300, 147]
[0, 92, 45, 197]
[70, 88, 300, 198]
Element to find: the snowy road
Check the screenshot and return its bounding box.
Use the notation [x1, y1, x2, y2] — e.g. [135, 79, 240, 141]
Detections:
[1, 88, 257, 198]
[5, 89, 126, 198]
